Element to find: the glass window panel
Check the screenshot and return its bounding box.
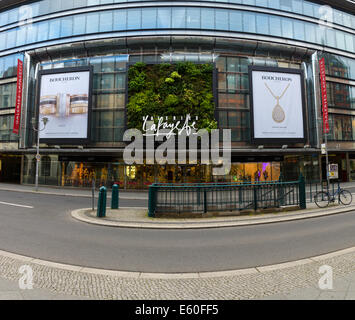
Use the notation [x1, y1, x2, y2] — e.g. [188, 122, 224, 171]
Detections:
[334, 11, 344, 26]
[243, 12, 256, 33]
[343, 13, 352, 28]
[7, 8, 18, 24]
[100, 11, 113, 32]
[239, 58, 249, 73]
[227, 57, 238, 72]
[228, 111, 238, 127]
[100, 111, 114, 127]
[101, 57, 115, 72]
[142, 8, 157, 29]
[101, 74, 115, 90]
[293, 20, 305, 41]
[303, 2, 315, 17]
[227, 74, 237, 92]
[292, 0, 303, 14]
[114, 110, 125, 126]
[230, 11, 242, 32]
[345, 34, 354, 53]
[114, 128, 124, 141]
[269, 16, 282, 37]
[86, 12, 99, 34]
[305, 23, 316, 43]
[157, 8, 171, 28]
[186, 8, 200, 29]
[0, 11, 9, 26]
[268, 0, 280, 10]
[335, 30, 346, 51]
[219, 111, 228, 127]
[201, 8, 214, 29]
[216, 57, 226, 72]
[37, 21, 49, 42]
[215, 9, 229, 30]
[0, 32, 6, 51]
[240, 74, 249, 90]
[218, 73, 227, 91]
[49, 19, 61, 39]
[113, 10, 127, 30]
[115, 94, 125, 108]
[115, 56, 128, 71]
[256, 14, 269, 34]
[73, 15, 86, 35]
[60, 16, 73, 38]
[255, 0, 268, 6]
[281, 18, 293, 38]
[115, 73, 126, 90]
[127, 9, 141, 30]
[6, 29, 17, 48]
[99, 128, 113, 142]
[326, 28, 336, 48]
[16, 26, 27, 46]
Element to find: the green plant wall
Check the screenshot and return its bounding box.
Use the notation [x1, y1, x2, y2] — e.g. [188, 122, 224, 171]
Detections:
[127, 62, 217, 131]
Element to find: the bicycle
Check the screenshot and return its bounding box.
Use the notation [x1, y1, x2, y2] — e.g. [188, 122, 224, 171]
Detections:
[314, 185, 353, 208]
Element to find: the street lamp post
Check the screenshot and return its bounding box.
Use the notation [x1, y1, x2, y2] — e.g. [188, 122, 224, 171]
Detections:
[32, 117, 49, 192]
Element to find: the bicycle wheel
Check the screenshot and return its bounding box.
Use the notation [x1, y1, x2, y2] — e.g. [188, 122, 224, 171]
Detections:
[339, 190, 352, 205]
[314, 191, 330, 208]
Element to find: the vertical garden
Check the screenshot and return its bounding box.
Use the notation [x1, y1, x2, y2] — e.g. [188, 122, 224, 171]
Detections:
[127, 62, 217, 131]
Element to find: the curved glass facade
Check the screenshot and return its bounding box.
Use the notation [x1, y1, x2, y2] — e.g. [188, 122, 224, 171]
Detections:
[1, 0, 354, 29]
[0, 2, 354, 55]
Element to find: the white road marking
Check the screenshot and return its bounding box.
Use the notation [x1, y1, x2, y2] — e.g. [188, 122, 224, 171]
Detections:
[0, 201, 34, 209]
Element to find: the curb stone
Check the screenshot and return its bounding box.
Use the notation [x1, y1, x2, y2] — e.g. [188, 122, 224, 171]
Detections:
[71, 204, 355, 229]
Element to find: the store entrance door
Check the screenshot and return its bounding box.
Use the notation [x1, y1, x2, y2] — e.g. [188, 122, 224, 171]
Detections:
[0, 155, 22, 184]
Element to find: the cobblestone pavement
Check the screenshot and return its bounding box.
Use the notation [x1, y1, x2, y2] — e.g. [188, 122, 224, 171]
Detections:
[0, 249, 353, 300]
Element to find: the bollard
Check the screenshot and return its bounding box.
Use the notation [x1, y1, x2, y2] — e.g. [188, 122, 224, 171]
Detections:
[298, 173, 306, 210]
[97, 186, 107, 218]
[111, 184, 119, 209]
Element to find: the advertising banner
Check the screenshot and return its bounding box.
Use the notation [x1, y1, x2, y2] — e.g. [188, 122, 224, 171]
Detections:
[249, 66, 306, 143]
[13, 59, 23, 135]
[319, 58, 329, 134]
[38, 67, 92, 143]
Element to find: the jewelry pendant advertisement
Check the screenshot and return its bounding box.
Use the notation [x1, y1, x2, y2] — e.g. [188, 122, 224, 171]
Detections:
[38, 67, 92, 143]
[250, 67, 305, 143]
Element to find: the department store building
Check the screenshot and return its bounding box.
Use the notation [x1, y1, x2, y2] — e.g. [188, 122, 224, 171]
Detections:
[0, 0, 354, 189]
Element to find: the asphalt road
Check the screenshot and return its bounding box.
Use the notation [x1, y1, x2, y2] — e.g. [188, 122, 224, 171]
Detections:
[0, 189, 354, 273]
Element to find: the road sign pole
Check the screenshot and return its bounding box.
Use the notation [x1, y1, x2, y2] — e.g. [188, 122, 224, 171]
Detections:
[35, 130, 40, 192]
[325, 134, 330, 192]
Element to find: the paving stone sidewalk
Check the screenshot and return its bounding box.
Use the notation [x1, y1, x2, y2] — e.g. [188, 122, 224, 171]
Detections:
[0, 249, 354, 300]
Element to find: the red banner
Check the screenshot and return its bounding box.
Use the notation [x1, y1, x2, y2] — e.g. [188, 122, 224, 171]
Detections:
[319, 58, 329, 134]
[13, 59, 23, 135]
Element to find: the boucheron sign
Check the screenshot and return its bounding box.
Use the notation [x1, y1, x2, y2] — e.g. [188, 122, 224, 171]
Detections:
[249, 66, 306, 143]
[123, 114, 232, 176]
[13, 59, 23, 135]
[37, 66, 92, 143]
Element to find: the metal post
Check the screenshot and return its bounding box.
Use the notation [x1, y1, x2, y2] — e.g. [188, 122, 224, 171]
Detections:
[111, 184, 119, 209]
[35, 131, 40, 192]
[203, 188, 207, 214]
[33, 117, 48, 192]
[299, 173, 306, 209]
[148, 185, 156, 218]
[92, 179, 95, 211]
[97, 186, 107, 218]
[253, 186, 258, 211]
[325, 133, 330, 192]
